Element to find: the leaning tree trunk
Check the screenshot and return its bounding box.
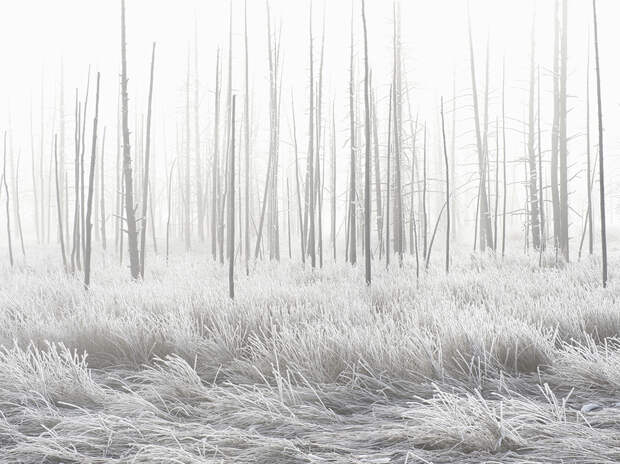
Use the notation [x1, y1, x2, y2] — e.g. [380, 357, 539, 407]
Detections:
[441, 97, 450, 274]
[139, 43, 156, 278]
[592, 0, 607, 287]
[54, 135, 67, 271]
[120, 0, 140, 280]
[84, 73, 101, 289]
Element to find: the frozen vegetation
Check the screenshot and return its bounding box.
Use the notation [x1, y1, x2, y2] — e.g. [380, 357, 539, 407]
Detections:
[0, 250, 619, 463]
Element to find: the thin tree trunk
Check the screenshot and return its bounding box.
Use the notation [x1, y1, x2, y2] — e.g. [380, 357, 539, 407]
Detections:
[228, 95, 237, 299]
[527, 16, 541, 250]
[348, 5, 356, 265]
[54, 135, 67, 271]
[592, 0, 607, 287]
[139, 43, 156, 278]
[361, 0, 371, 284]
[3, 132, 13, 267]
[441, 97, 450, 273]
[100, 128, 107, 250]
[120, 0, 140, 279]
[244, 0, 251, 274]
[84, 73, 101, 289]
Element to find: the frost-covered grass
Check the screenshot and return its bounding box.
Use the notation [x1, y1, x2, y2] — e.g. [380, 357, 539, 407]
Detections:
[0, 249, 619, 463]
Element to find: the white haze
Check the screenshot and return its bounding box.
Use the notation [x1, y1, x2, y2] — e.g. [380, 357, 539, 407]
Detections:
[0, 0, 619, 246]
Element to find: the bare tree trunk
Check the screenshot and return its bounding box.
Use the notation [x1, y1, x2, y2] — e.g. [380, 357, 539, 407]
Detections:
[502, 60, 507, 258]
[211, 50, 221, 260]
[72, 94, 82, 272]
[422, 126, 427, 260]
[100, 128, 107, 250]
[385, 86, 392, 269]
[537, 67, 545, 257]
[370, 81, 383, 258]
[330, 102, 336, 261]
[551, 0, 561, 253]
[194, 21, 204, 244]
[361, 0, 371, 284]
[291, 99, 305, 263]
[559, 0, 569, 261]
[139, 43, 156, 278]
[54, 135, 67, 271]
[3, 132, 13, 267]
[585, 43, 593, 257]
[30, 104, 40, 244]
[120, 0, 140, 280]
[84, 73, 101, 289]
[467, 7, 493, 250]
[392, 4, 403, 266]
[592, 0, 607, 287]
[184, 51, 192, 252]
[307, 6, 316, 268]
[166, 159, 176, 265]
[228, 95, 237, 299]
[527, 16, 541, 250]
[347, 8, 356, 265]
[244, 0, 251, 274]
[441, 97, 450, 273]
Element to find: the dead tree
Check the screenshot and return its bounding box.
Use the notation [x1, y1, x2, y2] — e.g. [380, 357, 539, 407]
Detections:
[537, 67, 545, 254]
[53, 135, 67, 271]
[330, 102, 337, 261]
[559, 0, 569, 260]
[501, 60, 507, 257]
[441, 97, 450, 273]
[30, 103, 40, 244]
[527, 16, 541, 249]
[385, 86, 392, 269]
[467, 7, 493, 250]
[84, 73, 101, 289]
[347, 7, 356, 265]
[361, 0, 371, 284]
[211, 50, 221, 260]
[71, 95, 82, 272]
[194, 22, 204, 244]
[100, 128, 107, 250]
[228, 95, 237, 299]
[392, 3, 404, 266]
[244, 0, 251, 274]
[184, 51, 192, 251]
[370, 80, 383, 257]
[120, 0, 140, 280]
[306, 5, 316, 268]
[139, 43, 156, 278]
[166, 159, 176, 265]
[592, 0, 607, 287]
[2, 132, 12, 267]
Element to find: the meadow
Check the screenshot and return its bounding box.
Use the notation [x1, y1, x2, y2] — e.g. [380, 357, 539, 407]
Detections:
[0, 249, 618, 463]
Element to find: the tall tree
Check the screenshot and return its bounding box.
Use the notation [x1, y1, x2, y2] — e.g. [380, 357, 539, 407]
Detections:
[527, 15, 541, 249]
[53, 135, 67, 271]
[84, 73, 101, 289]
[2, 132, 13, 267]
[120, 0, 140, 279]
[361, 0, 371, 285]
[558, 0, 569, 260]
[467, 7, 493, 250]
[228, 95, 237, 298]
[347, 2, 356, 265]
[592, 0, 607, 287]
[139, 43, 156, 278]
[441, 97, 450, 273]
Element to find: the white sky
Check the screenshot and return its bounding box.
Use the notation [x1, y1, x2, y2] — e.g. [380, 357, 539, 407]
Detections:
[1, 0, 620, 244]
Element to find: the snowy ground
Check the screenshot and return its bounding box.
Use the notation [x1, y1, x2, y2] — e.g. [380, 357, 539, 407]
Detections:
[0, 250, 619, 463]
